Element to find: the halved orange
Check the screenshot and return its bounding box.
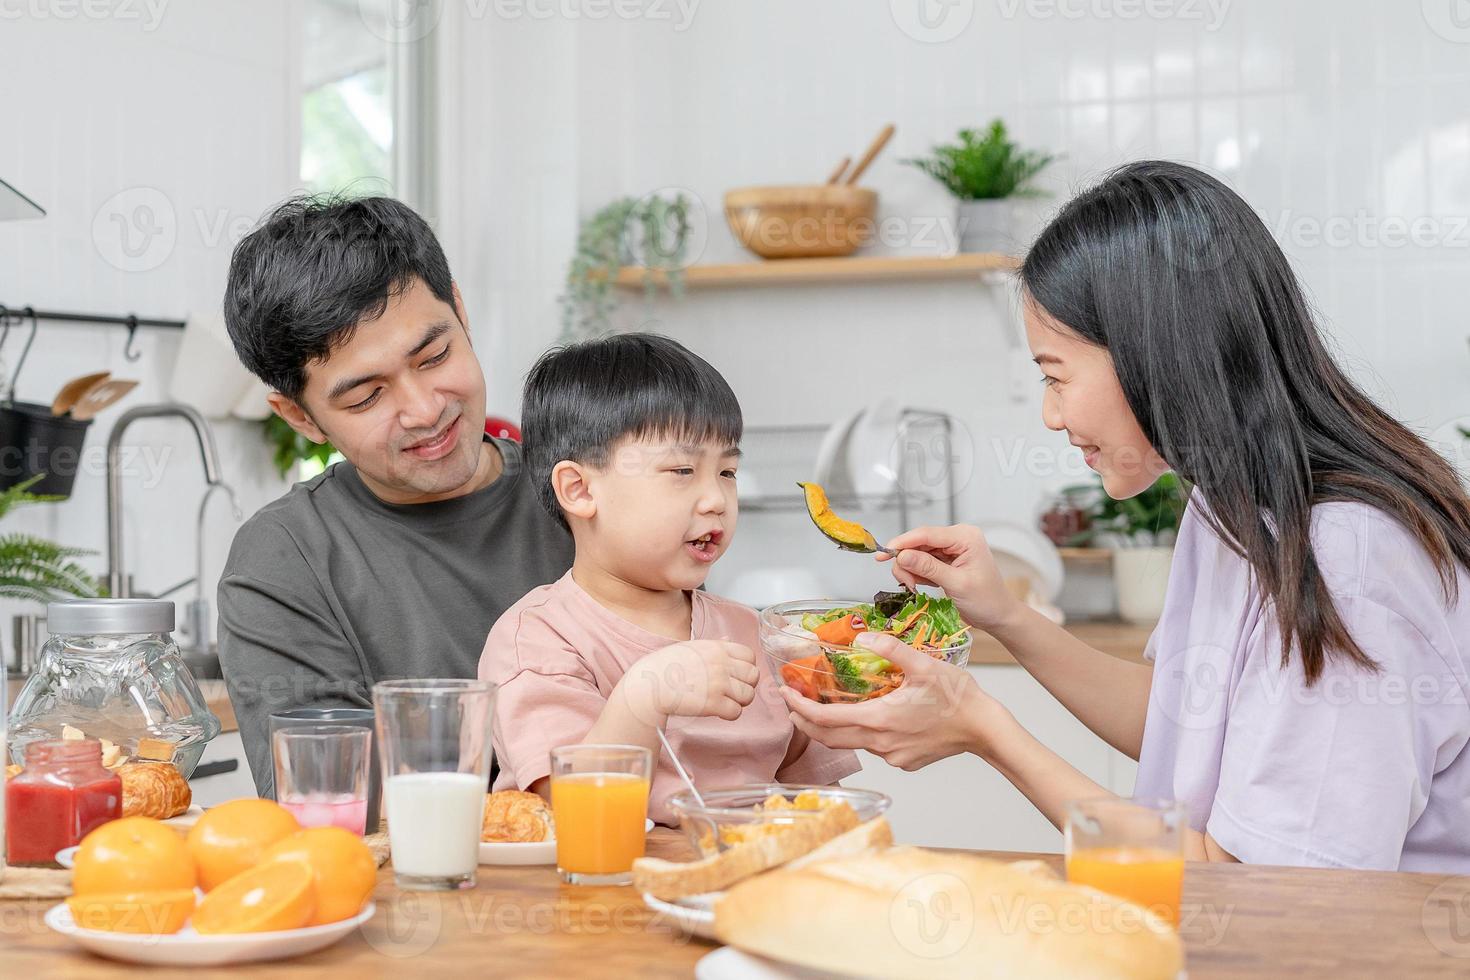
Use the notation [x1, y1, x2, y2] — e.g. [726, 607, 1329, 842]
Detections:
[258, 827, 376, 925]
[66, 889, 196, 934]
[191, 859, 316, 935]
[73, 816, 197, 896]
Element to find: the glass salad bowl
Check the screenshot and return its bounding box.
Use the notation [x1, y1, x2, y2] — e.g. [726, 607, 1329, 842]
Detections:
[758, 597, 972, 704]
[667, 784, 891, 858]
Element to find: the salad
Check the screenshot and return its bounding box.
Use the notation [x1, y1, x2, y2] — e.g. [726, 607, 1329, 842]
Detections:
[772, 591, 972, 703]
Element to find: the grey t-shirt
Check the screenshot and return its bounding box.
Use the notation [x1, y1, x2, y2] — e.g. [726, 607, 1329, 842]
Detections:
[217, 437, 573, 796]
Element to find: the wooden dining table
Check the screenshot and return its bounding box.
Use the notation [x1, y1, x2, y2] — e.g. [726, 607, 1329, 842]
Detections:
[3, 828, 1468, 978]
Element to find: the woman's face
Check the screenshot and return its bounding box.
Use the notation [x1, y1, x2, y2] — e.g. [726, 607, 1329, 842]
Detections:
[1024, 297, 1170, 499]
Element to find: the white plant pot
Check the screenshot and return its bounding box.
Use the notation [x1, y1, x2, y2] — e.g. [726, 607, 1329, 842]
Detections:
[956, 198, 1018, 254]
[1112, 546, 1174, 625]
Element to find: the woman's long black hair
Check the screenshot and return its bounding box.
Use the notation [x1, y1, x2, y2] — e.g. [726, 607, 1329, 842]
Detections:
[1021, 160, 1470, 683]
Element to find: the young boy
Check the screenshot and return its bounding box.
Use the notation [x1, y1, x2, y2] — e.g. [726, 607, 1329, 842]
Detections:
[479, 334, 859, 822]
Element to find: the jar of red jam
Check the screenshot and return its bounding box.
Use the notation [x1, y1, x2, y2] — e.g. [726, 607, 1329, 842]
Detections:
[5, 738, 122, 866]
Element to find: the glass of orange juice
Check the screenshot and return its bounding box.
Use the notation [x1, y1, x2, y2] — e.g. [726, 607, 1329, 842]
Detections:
[549, 744, 653, 885]
[1065, 797, 1186, 927]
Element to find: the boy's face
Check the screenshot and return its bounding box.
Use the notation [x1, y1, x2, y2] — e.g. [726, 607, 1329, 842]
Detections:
[267, 277, 490, 504]
[561, 435, 741, 591]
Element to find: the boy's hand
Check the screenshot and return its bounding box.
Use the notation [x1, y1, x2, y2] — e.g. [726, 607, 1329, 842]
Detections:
[620, 640, 759, 726]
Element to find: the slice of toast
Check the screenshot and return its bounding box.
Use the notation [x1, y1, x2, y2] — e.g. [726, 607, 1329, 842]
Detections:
[634, 803, 860, 900]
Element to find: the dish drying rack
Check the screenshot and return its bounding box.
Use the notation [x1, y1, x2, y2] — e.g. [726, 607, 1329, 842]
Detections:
[738, 407, 958, 528]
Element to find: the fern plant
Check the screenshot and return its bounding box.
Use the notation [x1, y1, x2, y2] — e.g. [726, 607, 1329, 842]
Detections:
[904, 121, 1057, 200]
[0, 475, 99, 603]
[560, 193, 692, 340]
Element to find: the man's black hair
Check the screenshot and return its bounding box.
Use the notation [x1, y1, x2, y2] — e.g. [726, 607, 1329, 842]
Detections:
[223, 194, 455, 402]
[522, 333, 743, 529]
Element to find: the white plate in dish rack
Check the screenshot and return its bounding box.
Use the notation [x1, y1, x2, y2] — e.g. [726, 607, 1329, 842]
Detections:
[479, 818, 655, 866]
[45, 899, 375, 966]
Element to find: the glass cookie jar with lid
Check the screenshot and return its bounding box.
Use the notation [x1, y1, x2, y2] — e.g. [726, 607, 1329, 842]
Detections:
[8, 599, 221, 779]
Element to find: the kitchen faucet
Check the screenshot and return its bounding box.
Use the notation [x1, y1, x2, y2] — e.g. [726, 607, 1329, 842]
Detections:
[106, 402, 224, 599]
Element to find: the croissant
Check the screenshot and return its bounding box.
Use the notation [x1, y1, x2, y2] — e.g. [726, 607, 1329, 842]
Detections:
[118, 761, 192, 819]
[481, 790, 554, 843]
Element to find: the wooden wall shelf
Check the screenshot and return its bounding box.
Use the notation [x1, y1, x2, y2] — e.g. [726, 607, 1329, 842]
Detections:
[613, 253, 1020, 290]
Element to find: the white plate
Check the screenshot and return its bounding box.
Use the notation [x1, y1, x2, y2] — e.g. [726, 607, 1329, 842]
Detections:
[642, 891, 718, 940]
[698, 947, 1183, 980]
[163, 803, 206, 830]
[479, 819, 655, 866]
[44, 899, 375, 966]
[695, 947, 838, 980]
[54, 845, 79, 868]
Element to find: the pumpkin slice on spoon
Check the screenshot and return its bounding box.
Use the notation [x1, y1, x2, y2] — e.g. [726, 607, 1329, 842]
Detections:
[797, 482, 895, 556]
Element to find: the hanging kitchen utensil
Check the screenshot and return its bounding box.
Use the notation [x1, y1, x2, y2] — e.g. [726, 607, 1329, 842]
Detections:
[68, 378, 139, 421]
[50, 371, 111, 416]
[1, 308, 39, 405]
[824, 156, 851, 185]
[843, 123, 896, 186]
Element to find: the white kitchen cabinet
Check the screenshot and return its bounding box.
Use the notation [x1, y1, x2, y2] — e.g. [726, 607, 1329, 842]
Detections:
[846, 664, 1137, 854]
[188, 730, 259, 807]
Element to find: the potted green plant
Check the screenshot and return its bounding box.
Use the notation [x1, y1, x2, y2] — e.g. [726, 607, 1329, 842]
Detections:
[1066, 473, 1188, 624]
[560, 193, 693, 340]
[0, 475, 99, 603]
[903, 120, 1057, 254]
[261, 414, 336, 480]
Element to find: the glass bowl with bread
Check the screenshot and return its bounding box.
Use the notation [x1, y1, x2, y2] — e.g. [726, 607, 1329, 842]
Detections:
[759, 593, 972, 704]
[668, 784, 890, 858]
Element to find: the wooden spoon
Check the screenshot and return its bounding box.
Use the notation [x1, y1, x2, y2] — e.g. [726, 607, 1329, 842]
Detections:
[824, 156, 851, 185]
[69, 379, 139, 421]
[844, 124, 896, 186]
[50, 371, 111, 416]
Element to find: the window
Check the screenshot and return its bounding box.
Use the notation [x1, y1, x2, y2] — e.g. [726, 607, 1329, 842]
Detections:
[295, 0, 438, 480]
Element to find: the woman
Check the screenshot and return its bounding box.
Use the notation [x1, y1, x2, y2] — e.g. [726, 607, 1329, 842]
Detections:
[784, 161, 1470, 871]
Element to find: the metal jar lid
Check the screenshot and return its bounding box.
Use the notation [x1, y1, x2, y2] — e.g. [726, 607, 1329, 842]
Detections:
[46, 598, 176, 635]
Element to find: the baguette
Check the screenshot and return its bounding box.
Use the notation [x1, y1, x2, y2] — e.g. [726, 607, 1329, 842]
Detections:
[714, 846, 1183, 980]
[634, 802, 859, 900]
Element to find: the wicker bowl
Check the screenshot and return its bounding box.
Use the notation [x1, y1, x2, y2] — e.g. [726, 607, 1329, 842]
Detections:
[723, 184, 878, 259]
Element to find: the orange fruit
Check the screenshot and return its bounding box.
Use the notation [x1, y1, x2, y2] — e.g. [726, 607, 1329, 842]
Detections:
[73, 817, 197, 896]
[66, 889, 196, 934]
[191, 859, 316, 934]
[186, 799, 300, 891]
[258, 827, 376, 925]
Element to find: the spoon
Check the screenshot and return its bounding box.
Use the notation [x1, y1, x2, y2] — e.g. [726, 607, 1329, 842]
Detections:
[656, 727, 727, 853]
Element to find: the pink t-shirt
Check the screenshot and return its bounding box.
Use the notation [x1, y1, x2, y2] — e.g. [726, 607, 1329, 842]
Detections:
[479, 572, 861, 823]
[1136, 499, 1470, 871]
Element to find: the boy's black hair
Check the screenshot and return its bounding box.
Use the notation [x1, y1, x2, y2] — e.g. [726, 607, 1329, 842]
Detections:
[522, 333, 743, 529]
[223, 194, 456, 402]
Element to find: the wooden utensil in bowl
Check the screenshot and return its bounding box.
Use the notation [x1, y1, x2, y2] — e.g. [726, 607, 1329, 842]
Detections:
[723, 185, 878, 259]
[843, 124, 895, 186]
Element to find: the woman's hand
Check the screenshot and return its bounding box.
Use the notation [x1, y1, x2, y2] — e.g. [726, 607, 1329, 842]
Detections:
[878, 524, 1022, 631]
[780, 632, 1010, 771]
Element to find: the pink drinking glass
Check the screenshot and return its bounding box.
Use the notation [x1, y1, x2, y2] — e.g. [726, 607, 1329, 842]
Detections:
[271, 725, 372, 836]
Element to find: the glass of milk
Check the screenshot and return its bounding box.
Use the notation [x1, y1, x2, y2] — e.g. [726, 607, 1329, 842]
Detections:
[373, 679, 496, 891]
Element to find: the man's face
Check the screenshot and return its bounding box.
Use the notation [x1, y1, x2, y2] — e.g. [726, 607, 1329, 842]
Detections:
[271, 277, 489, 504]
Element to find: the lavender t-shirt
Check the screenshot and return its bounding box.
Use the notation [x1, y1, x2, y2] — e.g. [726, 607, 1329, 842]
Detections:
[1134, 499, 1470, 871]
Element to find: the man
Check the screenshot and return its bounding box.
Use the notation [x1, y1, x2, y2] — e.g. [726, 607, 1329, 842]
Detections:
[218, 196, 573, 796]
